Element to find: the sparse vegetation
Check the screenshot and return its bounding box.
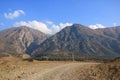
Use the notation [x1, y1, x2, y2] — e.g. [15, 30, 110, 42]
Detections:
[94, 57, 120, 80]
[0, 57, 119, 80]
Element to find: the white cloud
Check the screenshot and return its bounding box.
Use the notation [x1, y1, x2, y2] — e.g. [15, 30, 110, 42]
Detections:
[14, 20, 51, 34]
[89, 24, 105, 29]
[48, 22, 72, 34]
[14, 20, 72, 34]
[4, 10, 25, 19]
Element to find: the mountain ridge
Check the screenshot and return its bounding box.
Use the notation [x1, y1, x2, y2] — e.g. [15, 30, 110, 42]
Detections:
[32, 24, 120, 60]
[0, 24, 120, 60]
[0, 26, 47, 57]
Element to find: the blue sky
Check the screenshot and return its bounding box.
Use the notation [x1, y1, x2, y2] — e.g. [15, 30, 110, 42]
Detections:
[0, 0, 120, 33]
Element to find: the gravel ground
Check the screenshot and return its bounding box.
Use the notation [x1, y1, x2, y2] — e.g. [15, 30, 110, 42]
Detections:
[0, 59, 99, 80]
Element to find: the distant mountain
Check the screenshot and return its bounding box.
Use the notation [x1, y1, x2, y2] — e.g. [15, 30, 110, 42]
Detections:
[32, 24, 120, 60]
[96, 26, 120, 41]
[0, 26, 47, 57]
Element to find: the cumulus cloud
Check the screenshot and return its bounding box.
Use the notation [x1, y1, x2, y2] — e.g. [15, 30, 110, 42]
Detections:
[89, 24, 105, 29]
[4, 10, 25, 19]
[47, 21, 72, 34]
[14, 20, 51, 34]
[14, 20, 72, 34]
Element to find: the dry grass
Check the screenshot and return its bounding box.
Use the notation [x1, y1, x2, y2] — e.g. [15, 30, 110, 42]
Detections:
[93, 58, 120, 80]
[0, 56, 119, 80]
[0, 57, 73, 80]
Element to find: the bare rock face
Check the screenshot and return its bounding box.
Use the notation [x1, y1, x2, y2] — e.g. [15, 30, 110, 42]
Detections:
[0, 26, 47, 57]
[32, 24, 120, 60]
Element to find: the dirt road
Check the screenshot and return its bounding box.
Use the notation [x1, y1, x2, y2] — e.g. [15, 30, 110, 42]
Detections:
[25, 62, 98, 80]
[0, 60, 99, 80]
[1, 57, 119, 80]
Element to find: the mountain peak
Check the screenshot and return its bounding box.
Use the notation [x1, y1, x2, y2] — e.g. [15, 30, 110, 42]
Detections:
[72, 24, 85, 27]
[0, 26, 48, 57]
[68, 24, 91, 31]
[20, 26, 28, 28]
[16, 26, 31, 31]
[32, 24, 120, 60]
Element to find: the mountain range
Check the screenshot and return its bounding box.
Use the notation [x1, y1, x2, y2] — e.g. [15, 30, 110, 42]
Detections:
[0, 26, 47, 57]
[0, 24, 120, 60]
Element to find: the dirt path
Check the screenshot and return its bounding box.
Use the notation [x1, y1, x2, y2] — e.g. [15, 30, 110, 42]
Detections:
[1, 58, 119, 80]
[0, 60, 99, 80]
[24, 62, 98, 80]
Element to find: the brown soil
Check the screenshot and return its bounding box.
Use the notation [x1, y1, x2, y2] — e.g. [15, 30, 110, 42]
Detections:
[0, 57, 119, 80]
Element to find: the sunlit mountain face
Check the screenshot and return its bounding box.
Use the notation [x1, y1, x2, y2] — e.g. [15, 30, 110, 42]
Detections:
[0, 26, 47, 57]
[32, 24, 120, 60]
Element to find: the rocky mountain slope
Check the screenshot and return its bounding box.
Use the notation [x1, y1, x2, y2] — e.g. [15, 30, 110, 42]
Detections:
[96, 26, 120, 41]
[32, 24, 120, 60]
[0, 24, 120, 60]
[0, 26, 47, 57]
